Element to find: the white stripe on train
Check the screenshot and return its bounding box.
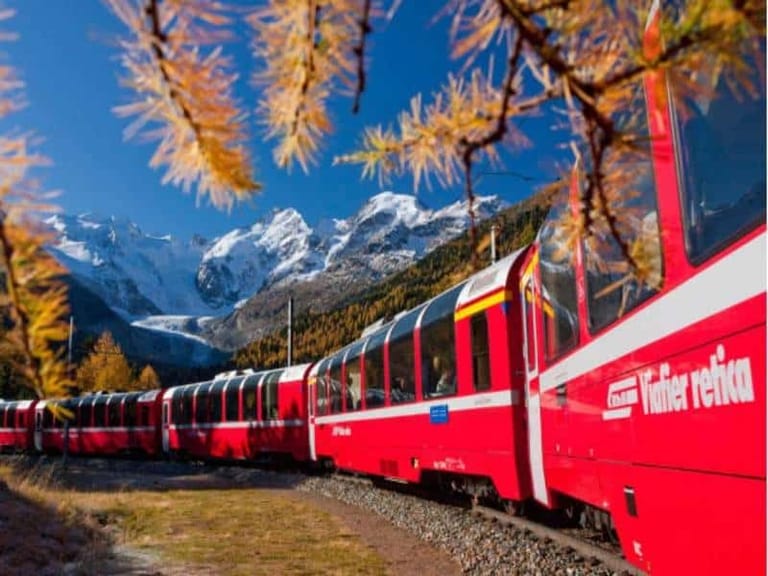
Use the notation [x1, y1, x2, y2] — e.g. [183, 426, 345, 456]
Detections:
[314, 389, 519, 426]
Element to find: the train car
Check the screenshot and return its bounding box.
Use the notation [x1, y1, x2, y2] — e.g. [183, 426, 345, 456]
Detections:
[162, 364, 312, 463]
[34, 390, 164, 456]
[0, 399, 36, 452]
[518, 2, 766, 574]
[310, 250, 532, 509]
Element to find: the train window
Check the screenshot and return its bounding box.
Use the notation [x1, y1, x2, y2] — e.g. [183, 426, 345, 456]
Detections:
[345, 353, 362, 412]
[108, 399, 121, 427]
[421, 317, 457, 397]
[471, 312, 491, 392]
[261, 371, 281, 420]
[43, 407, 54, 429]
[50, 405, 61, 428]
[314, 359, 330, 416]
[242, 375, 259, 421]
[93, 400, 107, 428]
[0, 405, 5, 427]
[389, 335, 416, 403]
[141, 405, 151, 426]
[6, 406, 12, 428]
[80, 399, 93, 428]
[18, 412, 25, 428]
[225, 377, 243, 422]
[421, 284, 463, 397]
[51, 410, 61, 428]
[125, 396, 138, 427]
[582, 83, 662, 333]
[172, 388, 184, 424]
[523, 278, 537, 373]
[195, 383, 212, 424]
[209, 380, 226, 423]
[328, 355, 343, 414]
[61, 409, 71, 428]
[171, 390, 180, 423]
[183, 387, 195, 425]
[341, 340, 365, 412]
[539, 191, 580, 362]
[389, 305, 423, 404]
[317, 375, 328, 416]
[674, 42, 766, 263]
[71, 403, 81, 428]
[363, 330, 386, 409]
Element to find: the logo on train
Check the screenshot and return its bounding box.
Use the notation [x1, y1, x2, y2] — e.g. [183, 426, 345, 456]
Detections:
[331, 425, 351, 437]
[602, 344, 756, 420]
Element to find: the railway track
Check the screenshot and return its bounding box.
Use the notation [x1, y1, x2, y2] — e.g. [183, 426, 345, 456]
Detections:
[471, 506, 645, 576]
[328, 472, 646, 576]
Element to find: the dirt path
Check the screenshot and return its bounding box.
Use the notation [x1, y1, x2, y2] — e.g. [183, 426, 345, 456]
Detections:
[0, 457, 461, 576]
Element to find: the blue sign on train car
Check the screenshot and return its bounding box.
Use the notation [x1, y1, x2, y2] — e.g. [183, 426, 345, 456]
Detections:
[430, 404, 449, 424]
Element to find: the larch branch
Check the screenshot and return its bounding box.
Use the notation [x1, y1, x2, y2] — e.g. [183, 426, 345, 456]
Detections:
[291, 0, 320, 140]
[144, 0, 204, 150]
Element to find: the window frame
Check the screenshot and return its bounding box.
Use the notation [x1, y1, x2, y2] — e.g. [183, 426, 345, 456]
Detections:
[343, 340, 365, 412]
[242, 374, 260, 421]
[328, 354, 345, 415]
[362, 330, 386, 409]
[420, 283, 464, 398]
[668, 63, 767, 267]
[194, 382, 212, 425]
[260, 370, 282, 421]
[470, 311, 492, 392]
[209, 379, 227, 424]
[537, 194, 581, 363]
[388, 305, 423, 404]
[124, 393, 139, 428]
[93, 397, 107, 428]
[224, 376, 244, 422]
[314, 359, 330, 416]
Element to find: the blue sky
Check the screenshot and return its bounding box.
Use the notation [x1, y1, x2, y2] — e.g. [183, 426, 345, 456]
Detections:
[6, 1, 565, 240]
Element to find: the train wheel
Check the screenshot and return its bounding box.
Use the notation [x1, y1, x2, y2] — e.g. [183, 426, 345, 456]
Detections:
[564, 502, 582, 527]
[503, 499, 525, 517]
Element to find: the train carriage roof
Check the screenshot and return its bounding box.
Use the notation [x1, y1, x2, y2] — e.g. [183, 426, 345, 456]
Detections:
[137, 389, 161, 402]
[279, 363, 312, 383]
[455, 246, 528, 310]
[0, 399, 34, 410]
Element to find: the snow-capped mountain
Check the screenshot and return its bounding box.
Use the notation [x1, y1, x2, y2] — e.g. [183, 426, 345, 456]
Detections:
[196, 192, 505, 308]
[47, 214, 212, 318]
[46, 191, 506, 352]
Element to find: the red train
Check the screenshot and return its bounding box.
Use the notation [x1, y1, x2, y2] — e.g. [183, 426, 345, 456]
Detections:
[1, 6, 764, 574]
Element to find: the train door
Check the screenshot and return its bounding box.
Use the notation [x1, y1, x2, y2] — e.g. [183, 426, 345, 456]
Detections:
[308, 374, 317, 461]
[520, 259, 549, 506]
[33, 402, 44, 452]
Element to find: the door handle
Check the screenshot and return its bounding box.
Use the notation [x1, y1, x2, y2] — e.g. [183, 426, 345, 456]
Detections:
[556, 383, 567, 407]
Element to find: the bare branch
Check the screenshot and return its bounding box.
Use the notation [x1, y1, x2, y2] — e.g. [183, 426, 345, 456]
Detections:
[352, 0, 373, 114]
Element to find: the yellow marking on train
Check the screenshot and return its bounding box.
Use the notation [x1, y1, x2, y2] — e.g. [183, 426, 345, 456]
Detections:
[454, 289, 512, 321]
[521, 252, 538, 283]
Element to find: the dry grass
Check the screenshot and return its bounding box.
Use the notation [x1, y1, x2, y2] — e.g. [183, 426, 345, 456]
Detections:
[0, 460, 389, 575]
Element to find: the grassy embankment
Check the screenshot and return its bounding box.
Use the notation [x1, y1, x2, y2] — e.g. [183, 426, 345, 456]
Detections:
[0, 459, 388, 575]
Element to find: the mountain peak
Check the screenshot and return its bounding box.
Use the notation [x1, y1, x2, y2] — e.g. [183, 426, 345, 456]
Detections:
[47, 190, 508, 327]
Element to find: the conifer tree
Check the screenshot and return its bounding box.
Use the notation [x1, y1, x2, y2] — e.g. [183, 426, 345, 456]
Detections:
[75, 332, 134, 393]
[136, 364, 161, 391]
